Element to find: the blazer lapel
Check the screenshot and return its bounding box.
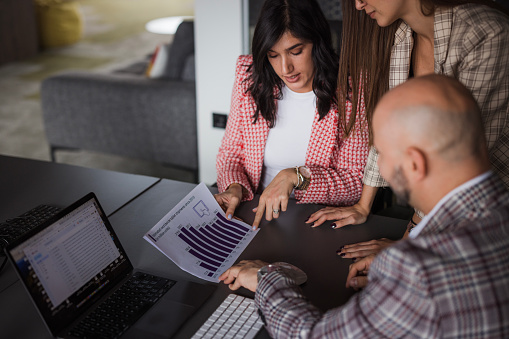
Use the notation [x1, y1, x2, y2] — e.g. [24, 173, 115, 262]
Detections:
[434, 6, 453, 74]
[390, 21, 413, 90]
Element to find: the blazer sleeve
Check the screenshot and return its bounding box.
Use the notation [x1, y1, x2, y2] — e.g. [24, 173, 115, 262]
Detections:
[216, 56, 256, 200]
[452, 10, 509, 186]
[296, 96, 369, 206]
[255, 245, 436, 338]
[362, 147, 389, 187]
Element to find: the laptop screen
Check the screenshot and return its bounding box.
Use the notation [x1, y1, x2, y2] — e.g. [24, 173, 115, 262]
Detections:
[6, 194, 133, 335]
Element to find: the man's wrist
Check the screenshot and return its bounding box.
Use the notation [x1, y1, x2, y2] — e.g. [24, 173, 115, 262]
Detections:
[257, 262, 307, 285]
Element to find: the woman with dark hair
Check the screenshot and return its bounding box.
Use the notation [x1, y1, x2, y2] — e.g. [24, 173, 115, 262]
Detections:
[308, 0, 509, 257]
[215, 0, 369, 229]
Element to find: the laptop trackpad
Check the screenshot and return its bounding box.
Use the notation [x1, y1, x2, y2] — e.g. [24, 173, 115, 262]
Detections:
[122, 298, 195, 339]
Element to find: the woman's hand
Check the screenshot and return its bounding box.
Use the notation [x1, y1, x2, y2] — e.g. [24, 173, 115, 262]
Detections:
[337, 238, 395, 260]
[306, 185, 377, 228]
[306, 203, 370, 228]
[252, 168, 298, 229]
[214, 183, 244, 220]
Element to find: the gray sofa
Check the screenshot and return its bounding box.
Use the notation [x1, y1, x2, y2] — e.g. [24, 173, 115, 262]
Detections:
[41, 21, 198, 181]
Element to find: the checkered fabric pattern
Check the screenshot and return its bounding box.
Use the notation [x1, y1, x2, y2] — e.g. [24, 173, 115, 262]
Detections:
[216, 55, 369, 206]
[256, 173, 509, 338]
[364, 4, 509, 189]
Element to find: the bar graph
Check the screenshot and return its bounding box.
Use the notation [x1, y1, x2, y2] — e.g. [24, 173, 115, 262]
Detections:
[177, 212, 252, 278]
[144, 183, 259, 282]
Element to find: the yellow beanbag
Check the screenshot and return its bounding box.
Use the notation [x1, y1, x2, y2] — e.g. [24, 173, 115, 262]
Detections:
[35, 0, 83, 48]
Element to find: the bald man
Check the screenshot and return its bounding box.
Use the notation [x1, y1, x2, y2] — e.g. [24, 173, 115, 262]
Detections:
[335, 65, 498, 261]
[218, 75, 509, 338]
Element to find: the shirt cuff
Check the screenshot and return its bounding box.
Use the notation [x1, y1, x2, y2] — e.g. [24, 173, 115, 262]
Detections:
[255, 271, 296, 311]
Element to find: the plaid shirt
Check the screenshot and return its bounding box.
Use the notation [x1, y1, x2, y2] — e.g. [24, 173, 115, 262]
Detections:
[255, 173, 509, 338]
[364, 4, 509, 188]
[216, 55, 369, 206]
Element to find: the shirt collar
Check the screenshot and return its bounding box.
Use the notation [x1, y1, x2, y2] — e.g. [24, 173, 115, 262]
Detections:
[394, 20, 412, 45]
[409, 171, 492, 238]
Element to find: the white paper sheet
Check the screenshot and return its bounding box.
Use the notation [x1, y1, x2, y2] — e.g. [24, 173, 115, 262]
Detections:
[144, 183, 259, 282]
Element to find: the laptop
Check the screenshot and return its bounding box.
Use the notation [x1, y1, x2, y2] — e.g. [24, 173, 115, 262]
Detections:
[5, 192, 215, 338]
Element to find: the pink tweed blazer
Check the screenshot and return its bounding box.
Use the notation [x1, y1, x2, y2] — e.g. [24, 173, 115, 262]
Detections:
[216, 55, 369, 206]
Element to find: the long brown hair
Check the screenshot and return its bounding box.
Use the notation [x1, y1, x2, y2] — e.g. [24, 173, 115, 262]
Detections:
[338, 0, 509, 141]
[249, 0, 339, 128]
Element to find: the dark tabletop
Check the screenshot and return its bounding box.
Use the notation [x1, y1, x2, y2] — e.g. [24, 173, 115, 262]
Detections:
[107, 179, 407, 338]
[0, 168, 407, 338]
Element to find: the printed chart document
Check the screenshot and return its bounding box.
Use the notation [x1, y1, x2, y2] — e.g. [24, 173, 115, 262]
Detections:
[144, 183, 259, 282]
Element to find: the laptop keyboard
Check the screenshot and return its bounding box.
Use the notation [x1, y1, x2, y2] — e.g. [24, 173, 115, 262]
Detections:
[0, 204, 62, 255]
[192, 294, 264, 339]
[68, 272, 176, 339]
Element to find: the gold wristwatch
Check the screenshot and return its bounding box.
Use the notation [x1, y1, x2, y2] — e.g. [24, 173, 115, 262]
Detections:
[294, 166, 311, 191]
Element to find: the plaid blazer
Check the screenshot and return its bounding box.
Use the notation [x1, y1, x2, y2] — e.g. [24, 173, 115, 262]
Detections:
[364, 4, 509, 189]
[216, 55, 369, 206]
[255, 173, 509, 338]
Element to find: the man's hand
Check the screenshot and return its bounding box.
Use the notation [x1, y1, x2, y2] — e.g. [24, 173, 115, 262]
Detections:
[252, 168, 297, 229]
[337, 238, 394, 259]
[219, 260, 268, 292]
[214, 184, 244, 220]
[345, 254, 376, 290]
[305, 204, 369, 228]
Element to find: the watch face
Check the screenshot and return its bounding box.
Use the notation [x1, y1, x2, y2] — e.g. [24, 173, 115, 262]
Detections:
[272, 262, 308, 285]
[258, 262, 308, 285]
[299, 166, 311, 178]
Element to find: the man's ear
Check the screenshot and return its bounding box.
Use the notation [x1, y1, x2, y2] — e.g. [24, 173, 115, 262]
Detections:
[406, 146, 427, 181]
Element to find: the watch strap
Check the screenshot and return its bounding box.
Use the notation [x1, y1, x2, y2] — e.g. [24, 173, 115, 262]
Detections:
[294, 166, 302, 189]
[295, 166, 310, 191]
[257, 262, 307, 285]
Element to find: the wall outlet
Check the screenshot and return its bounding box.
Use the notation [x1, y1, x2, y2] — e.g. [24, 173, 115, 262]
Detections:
[212, 113, 228, 129]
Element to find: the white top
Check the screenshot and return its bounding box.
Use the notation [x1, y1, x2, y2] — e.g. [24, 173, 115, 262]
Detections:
[261, 86, 316, 189]
[409, 171, 492, 238]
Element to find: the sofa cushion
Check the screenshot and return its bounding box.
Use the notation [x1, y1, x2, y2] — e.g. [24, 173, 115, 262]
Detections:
[166, 20, 194, 80]
[182, 54, 195, 81]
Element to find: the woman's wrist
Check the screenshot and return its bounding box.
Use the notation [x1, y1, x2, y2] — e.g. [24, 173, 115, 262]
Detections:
[280, 167, 300, 187]
[294, 166, 311, 190]
[227, 183, 242, 190]
[356, 185, 378, 215]
[226, 183, 245, 198]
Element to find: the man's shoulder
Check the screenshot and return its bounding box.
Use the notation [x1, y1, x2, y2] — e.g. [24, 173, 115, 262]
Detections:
[388, 191, 509, 275]
[374, 204, 509, 289]
[424, 174, 509, 233]
[411, 204, 509, 254]
[377, 174, 509, 270]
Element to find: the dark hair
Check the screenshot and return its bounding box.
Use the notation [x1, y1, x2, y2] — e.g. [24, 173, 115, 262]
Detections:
[339, 0, 509, 142]
[248, 0, 339, 127]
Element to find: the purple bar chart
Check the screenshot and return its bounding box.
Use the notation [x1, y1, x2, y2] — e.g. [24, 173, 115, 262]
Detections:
[144, 183, 259, 282]
[177, 212, 252, 277]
